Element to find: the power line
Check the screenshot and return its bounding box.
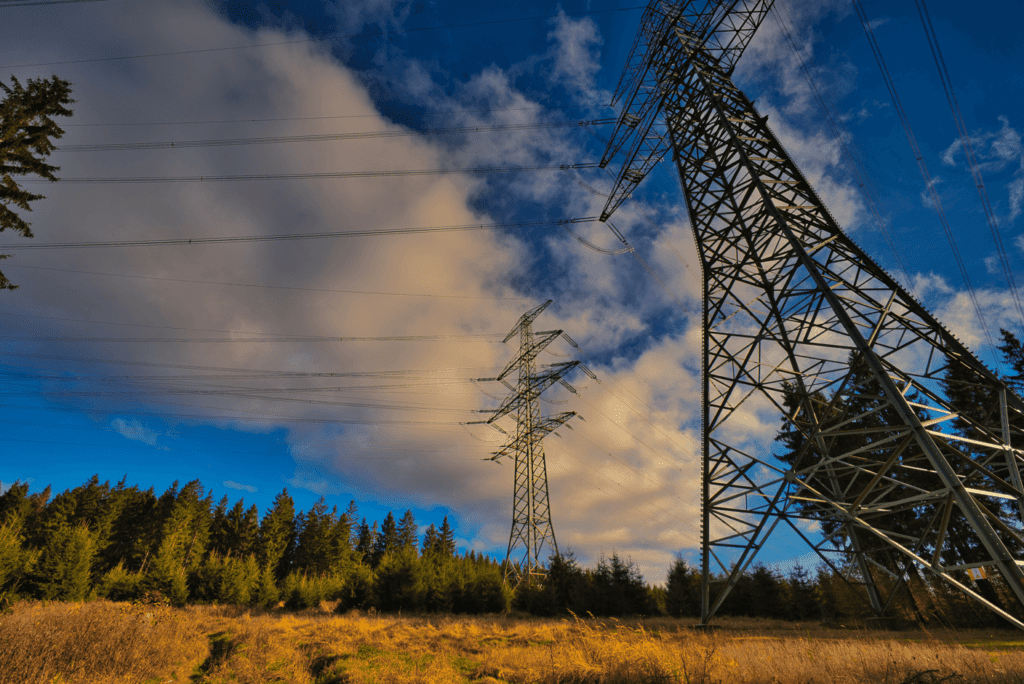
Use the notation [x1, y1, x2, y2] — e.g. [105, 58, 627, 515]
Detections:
[2, 263, 535, 301]
[60, 120, 615, 152]
[0, 5, 645, 69]
[913, 0, 1024, 327]
[0, 217, 599, 250]
[0, 402, 468, 427]
[0, 350, 500, 380]
[0, 0, 105, 6]
[64, 105, 607, 129]
[851, 0, 997, 358]
[21, 163, 596, 185]
[771, 2, 919, 299]
[0, 333, 504, 344]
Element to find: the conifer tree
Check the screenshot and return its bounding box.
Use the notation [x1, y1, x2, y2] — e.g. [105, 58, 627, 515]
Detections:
[354, 518, 375, 562]
[0, 481, 31, 525]
[258, 488, 296, 580]
[33, 522, 95, 601]
[396, 510, 418, 551]
[420, 524, 438, 557]
[372, 512, 399, 566]
[438, 516, 456, 556]
[0, 75, 74, 290]
[0, 520, 33, 598]
[374, 547, 425, 612]
[141, 480, 210, 605]
[209, 496, 230, 555]
[96, 562, 142, 601]
[786, 563, 819, 620]
[250, 562, 280, 608]
[294, 497, 341, 574]
[102, 484, 158, 573]
[665, 556, 700, 617]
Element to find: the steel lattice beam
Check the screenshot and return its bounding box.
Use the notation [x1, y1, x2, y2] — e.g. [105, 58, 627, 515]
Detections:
[478, 301, 593, 588]
[601, 0, 1024, 628]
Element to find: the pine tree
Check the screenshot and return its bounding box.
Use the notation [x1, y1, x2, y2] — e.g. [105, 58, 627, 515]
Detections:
[294, 497, 341, 574]
[250, 562, 280, 608]
[258, 488, 296, 581]
[141, 480, 210, 605]
[209, 495, 230, 555]
[420, 524, 438, 557]
[785, 563, 819, 620]
[354, 518, 375, 562]
[33, 522, 95, 601]
[0, 520, 33, 598]
[372, 512, 399, 566]
[438, 516, 456, 557]
[374, 548, 425, 612]
[102, 484, 158, 573]
[542, 551, 586, 616]
[396, 510, 418, 552]
[665, 556, 700, 618]
[0, 75, 75, 289]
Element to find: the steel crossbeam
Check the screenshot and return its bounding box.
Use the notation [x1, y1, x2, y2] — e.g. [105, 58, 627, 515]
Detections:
[600, 0, 1024, 628]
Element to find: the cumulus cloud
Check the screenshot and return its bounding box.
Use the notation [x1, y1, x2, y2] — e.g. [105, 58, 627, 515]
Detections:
[223, 480, 257, 493]
[4, 0, 966, 585]
[0, 0, 704, 582]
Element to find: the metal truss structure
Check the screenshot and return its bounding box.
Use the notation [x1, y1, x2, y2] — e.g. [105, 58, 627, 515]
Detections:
[476, 301, 595, 587]
[600, 0, 1024, 627]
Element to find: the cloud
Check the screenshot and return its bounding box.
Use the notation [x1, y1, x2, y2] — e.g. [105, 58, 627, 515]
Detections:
[1010, 158, 1024, 222]
[5, 0, 977, 586]
[110, 418, 165, 449]
[545, 11, 606, 103]
[0, 0, 705, 582]
[223, 480, 257, 493]
[942, 115, 1022, 172]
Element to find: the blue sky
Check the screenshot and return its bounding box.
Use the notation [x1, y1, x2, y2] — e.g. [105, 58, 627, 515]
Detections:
[1, 0, 1022, 582]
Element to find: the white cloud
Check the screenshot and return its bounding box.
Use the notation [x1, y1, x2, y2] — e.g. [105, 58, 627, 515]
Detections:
[223, 480, 257, 493]
[110, 418, 165, 449]
[1010, 157, 1024, 222]
[942, 115, 1022, 172]
[545, 11, 606, 103]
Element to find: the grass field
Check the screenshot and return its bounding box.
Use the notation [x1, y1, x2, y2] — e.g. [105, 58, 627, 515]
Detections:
[1, 600, 1023, 684]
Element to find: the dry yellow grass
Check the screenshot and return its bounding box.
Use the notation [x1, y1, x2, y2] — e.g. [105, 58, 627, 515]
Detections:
[2, 601, 1023, 684]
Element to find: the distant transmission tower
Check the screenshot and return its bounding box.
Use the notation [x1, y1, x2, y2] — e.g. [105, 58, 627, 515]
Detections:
[476, 300, 594, 587]
[601, 1, 1024, 628]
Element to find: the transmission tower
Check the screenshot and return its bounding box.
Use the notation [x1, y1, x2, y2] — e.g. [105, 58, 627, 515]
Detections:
[476, 300, 594, 587]
[601, 0, 1024, 628]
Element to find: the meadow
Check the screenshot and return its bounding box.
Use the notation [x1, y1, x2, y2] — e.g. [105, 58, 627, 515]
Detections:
[1, 600, 1023, 684]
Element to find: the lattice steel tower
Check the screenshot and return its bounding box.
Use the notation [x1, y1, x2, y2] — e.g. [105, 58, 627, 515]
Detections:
[601, 0, 1024, 628]
[477, 300, 594, 587]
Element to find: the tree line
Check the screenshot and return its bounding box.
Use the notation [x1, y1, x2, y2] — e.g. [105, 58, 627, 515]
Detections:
[0, 470, 1018, 626]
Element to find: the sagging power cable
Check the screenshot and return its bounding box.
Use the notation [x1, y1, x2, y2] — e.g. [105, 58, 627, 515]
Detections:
[61, 120, 615, 152]
[913, 0, 1024, 327]
[851, 0, 997, 358]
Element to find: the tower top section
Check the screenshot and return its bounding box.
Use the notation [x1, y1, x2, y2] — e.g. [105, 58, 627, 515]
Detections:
[600, 0, 773, 221]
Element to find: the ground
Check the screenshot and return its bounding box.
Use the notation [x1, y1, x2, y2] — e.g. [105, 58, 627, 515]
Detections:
[1, 601, 1022, 683]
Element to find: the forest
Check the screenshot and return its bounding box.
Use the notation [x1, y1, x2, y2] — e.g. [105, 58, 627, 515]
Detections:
[2, 333, 1024, 626]
[0, 466, 1020, 629]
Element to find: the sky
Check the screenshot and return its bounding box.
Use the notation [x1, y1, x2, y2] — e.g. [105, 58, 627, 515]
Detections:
[1, 0, 1023, 584]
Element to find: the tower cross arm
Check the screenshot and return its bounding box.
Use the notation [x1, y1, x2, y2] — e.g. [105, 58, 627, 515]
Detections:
[599, 0, 773, 222]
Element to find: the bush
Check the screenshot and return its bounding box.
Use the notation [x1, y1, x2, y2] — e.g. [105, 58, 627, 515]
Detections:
[96, 563, 142, 602]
